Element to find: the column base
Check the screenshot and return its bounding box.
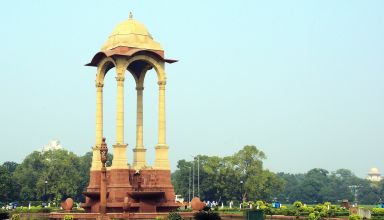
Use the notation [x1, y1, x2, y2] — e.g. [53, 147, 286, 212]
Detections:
[90, 145, 102, 171]
[153, 144, 170, 170]
[111, 144, 129, 169]
[132, 148, 147, 170]
[155, 144, 168, 149]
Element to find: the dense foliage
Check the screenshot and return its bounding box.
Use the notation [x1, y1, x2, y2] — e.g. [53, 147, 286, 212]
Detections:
[172, 146, 384, 205]
[276, 169, 384, 204]
[167, 211, 184, 220]
[0, 150, 112, 204]
[172, 145, 284, 202]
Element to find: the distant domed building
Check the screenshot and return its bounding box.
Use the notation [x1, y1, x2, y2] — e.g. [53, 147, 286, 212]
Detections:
[367, 167, 381, 182]
[42, 139, 64, 152]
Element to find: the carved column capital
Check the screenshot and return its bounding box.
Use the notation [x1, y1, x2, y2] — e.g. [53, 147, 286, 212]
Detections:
[115, 76, 125, 82]
[158, 81, 166, 90]
[116, 76, 125, 86]
[95, 82, 104, 90]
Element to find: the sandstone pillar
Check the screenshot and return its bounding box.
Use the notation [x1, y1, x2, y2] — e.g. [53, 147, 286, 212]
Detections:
[111, 76, 128, 169]
[91, 82, 104, 171]
[154, 80, 170, 169]
[133, 86, 147, 169]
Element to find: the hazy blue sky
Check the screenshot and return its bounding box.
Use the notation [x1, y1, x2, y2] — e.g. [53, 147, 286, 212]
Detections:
[0, 0, 383, 177]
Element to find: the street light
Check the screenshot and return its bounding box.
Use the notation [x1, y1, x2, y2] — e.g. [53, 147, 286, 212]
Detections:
[197, 156, 200, 198]
[44, 180, 48, 206]
[349, 185, 360, 207]
[190, 155, 200, 198]
[189, 167, 191, 202]
[240, 180, 244, 202]
[192, 158, 195, 198]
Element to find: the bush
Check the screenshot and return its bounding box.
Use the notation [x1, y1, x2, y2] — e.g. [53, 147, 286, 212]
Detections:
[334, 211, 350, 217]
[194, 211, 221, 220]
[11, 214, 20, 220]
[12, 205, 53, 213]
[293, 201, 303, 208]
[219, 207, 240, 212]
[373, 208, 384, 215]
[349, 214, 361, 220]
[256, 201, 265, 207]
[309, 212, 320, 220]
[63, 215, 74, 220]
[40, 207, 52, 213]
[167, 211, 184, 220]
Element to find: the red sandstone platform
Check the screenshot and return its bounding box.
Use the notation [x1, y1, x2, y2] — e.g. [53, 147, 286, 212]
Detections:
[82, 168, 180, 213]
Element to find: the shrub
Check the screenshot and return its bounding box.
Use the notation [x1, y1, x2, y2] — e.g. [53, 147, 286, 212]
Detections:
[349, 214, 361, 220]
[167, 211, 184, 220]
[12, 206, 53, 213]
[63, 215, 74, 220]
[194, 211, 221, 220]
[256, 201, 265, 207]
[309, 212, 319, 220]
[218, 207, 240, 213]
[293, 201, 303, 208]
[155, 216, 166, 220]
[11, 214, 20, 220]
[373, 208, 384, 215]
[334, 211, 350, 217]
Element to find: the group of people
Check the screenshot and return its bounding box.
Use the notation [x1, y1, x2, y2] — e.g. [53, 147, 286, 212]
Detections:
[204, 200, 221, 208]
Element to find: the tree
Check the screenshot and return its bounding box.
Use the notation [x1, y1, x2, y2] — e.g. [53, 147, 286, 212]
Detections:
[276, 173, 303, 203]
[13, 150, 88, 203]
[0, 161, 20, 202]
[230, 145, 266, 201]
[13, 151, 46, 201]
[2, 161, 19, 173]
[171, 159, 194, 201]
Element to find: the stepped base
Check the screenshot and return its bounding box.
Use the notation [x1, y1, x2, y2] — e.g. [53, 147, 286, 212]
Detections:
[82, 168, 180, 213]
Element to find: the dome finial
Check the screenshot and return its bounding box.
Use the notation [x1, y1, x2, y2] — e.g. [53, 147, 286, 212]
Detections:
[129, 12, 133, 19]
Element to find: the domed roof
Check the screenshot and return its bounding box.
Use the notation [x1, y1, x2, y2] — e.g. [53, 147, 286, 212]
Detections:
[368, 167, 381, 175]
[101, 14, 163, 51]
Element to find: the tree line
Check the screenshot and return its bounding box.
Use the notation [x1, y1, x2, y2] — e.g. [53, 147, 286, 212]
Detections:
[0, 149, 112, 205]
[171, 146, 384, 205]
[1, 146, 383, 205]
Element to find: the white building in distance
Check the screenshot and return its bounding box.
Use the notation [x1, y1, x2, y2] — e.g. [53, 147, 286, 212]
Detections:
[367, 167, 382, 182]
[42, 139, 64, 152]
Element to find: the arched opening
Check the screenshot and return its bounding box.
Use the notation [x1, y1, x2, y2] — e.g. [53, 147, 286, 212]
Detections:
[123, 68, 138, 166]
[100, 64, 117, 149]
[126, 59, 159, 167]
[142, 68, 158, 166]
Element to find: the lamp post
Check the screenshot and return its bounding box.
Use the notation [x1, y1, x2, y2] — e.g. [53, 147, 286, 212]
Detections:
[240, 180, 244, 203]
[190, 155, 200, 198]
[44, 180, 48, 206]
[197, 156, 200, 198]
[100, 137, 109, 215]
[188, 166, 191, 202]
[191, 156, 195, 198]
[349, 185, 360, 207]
